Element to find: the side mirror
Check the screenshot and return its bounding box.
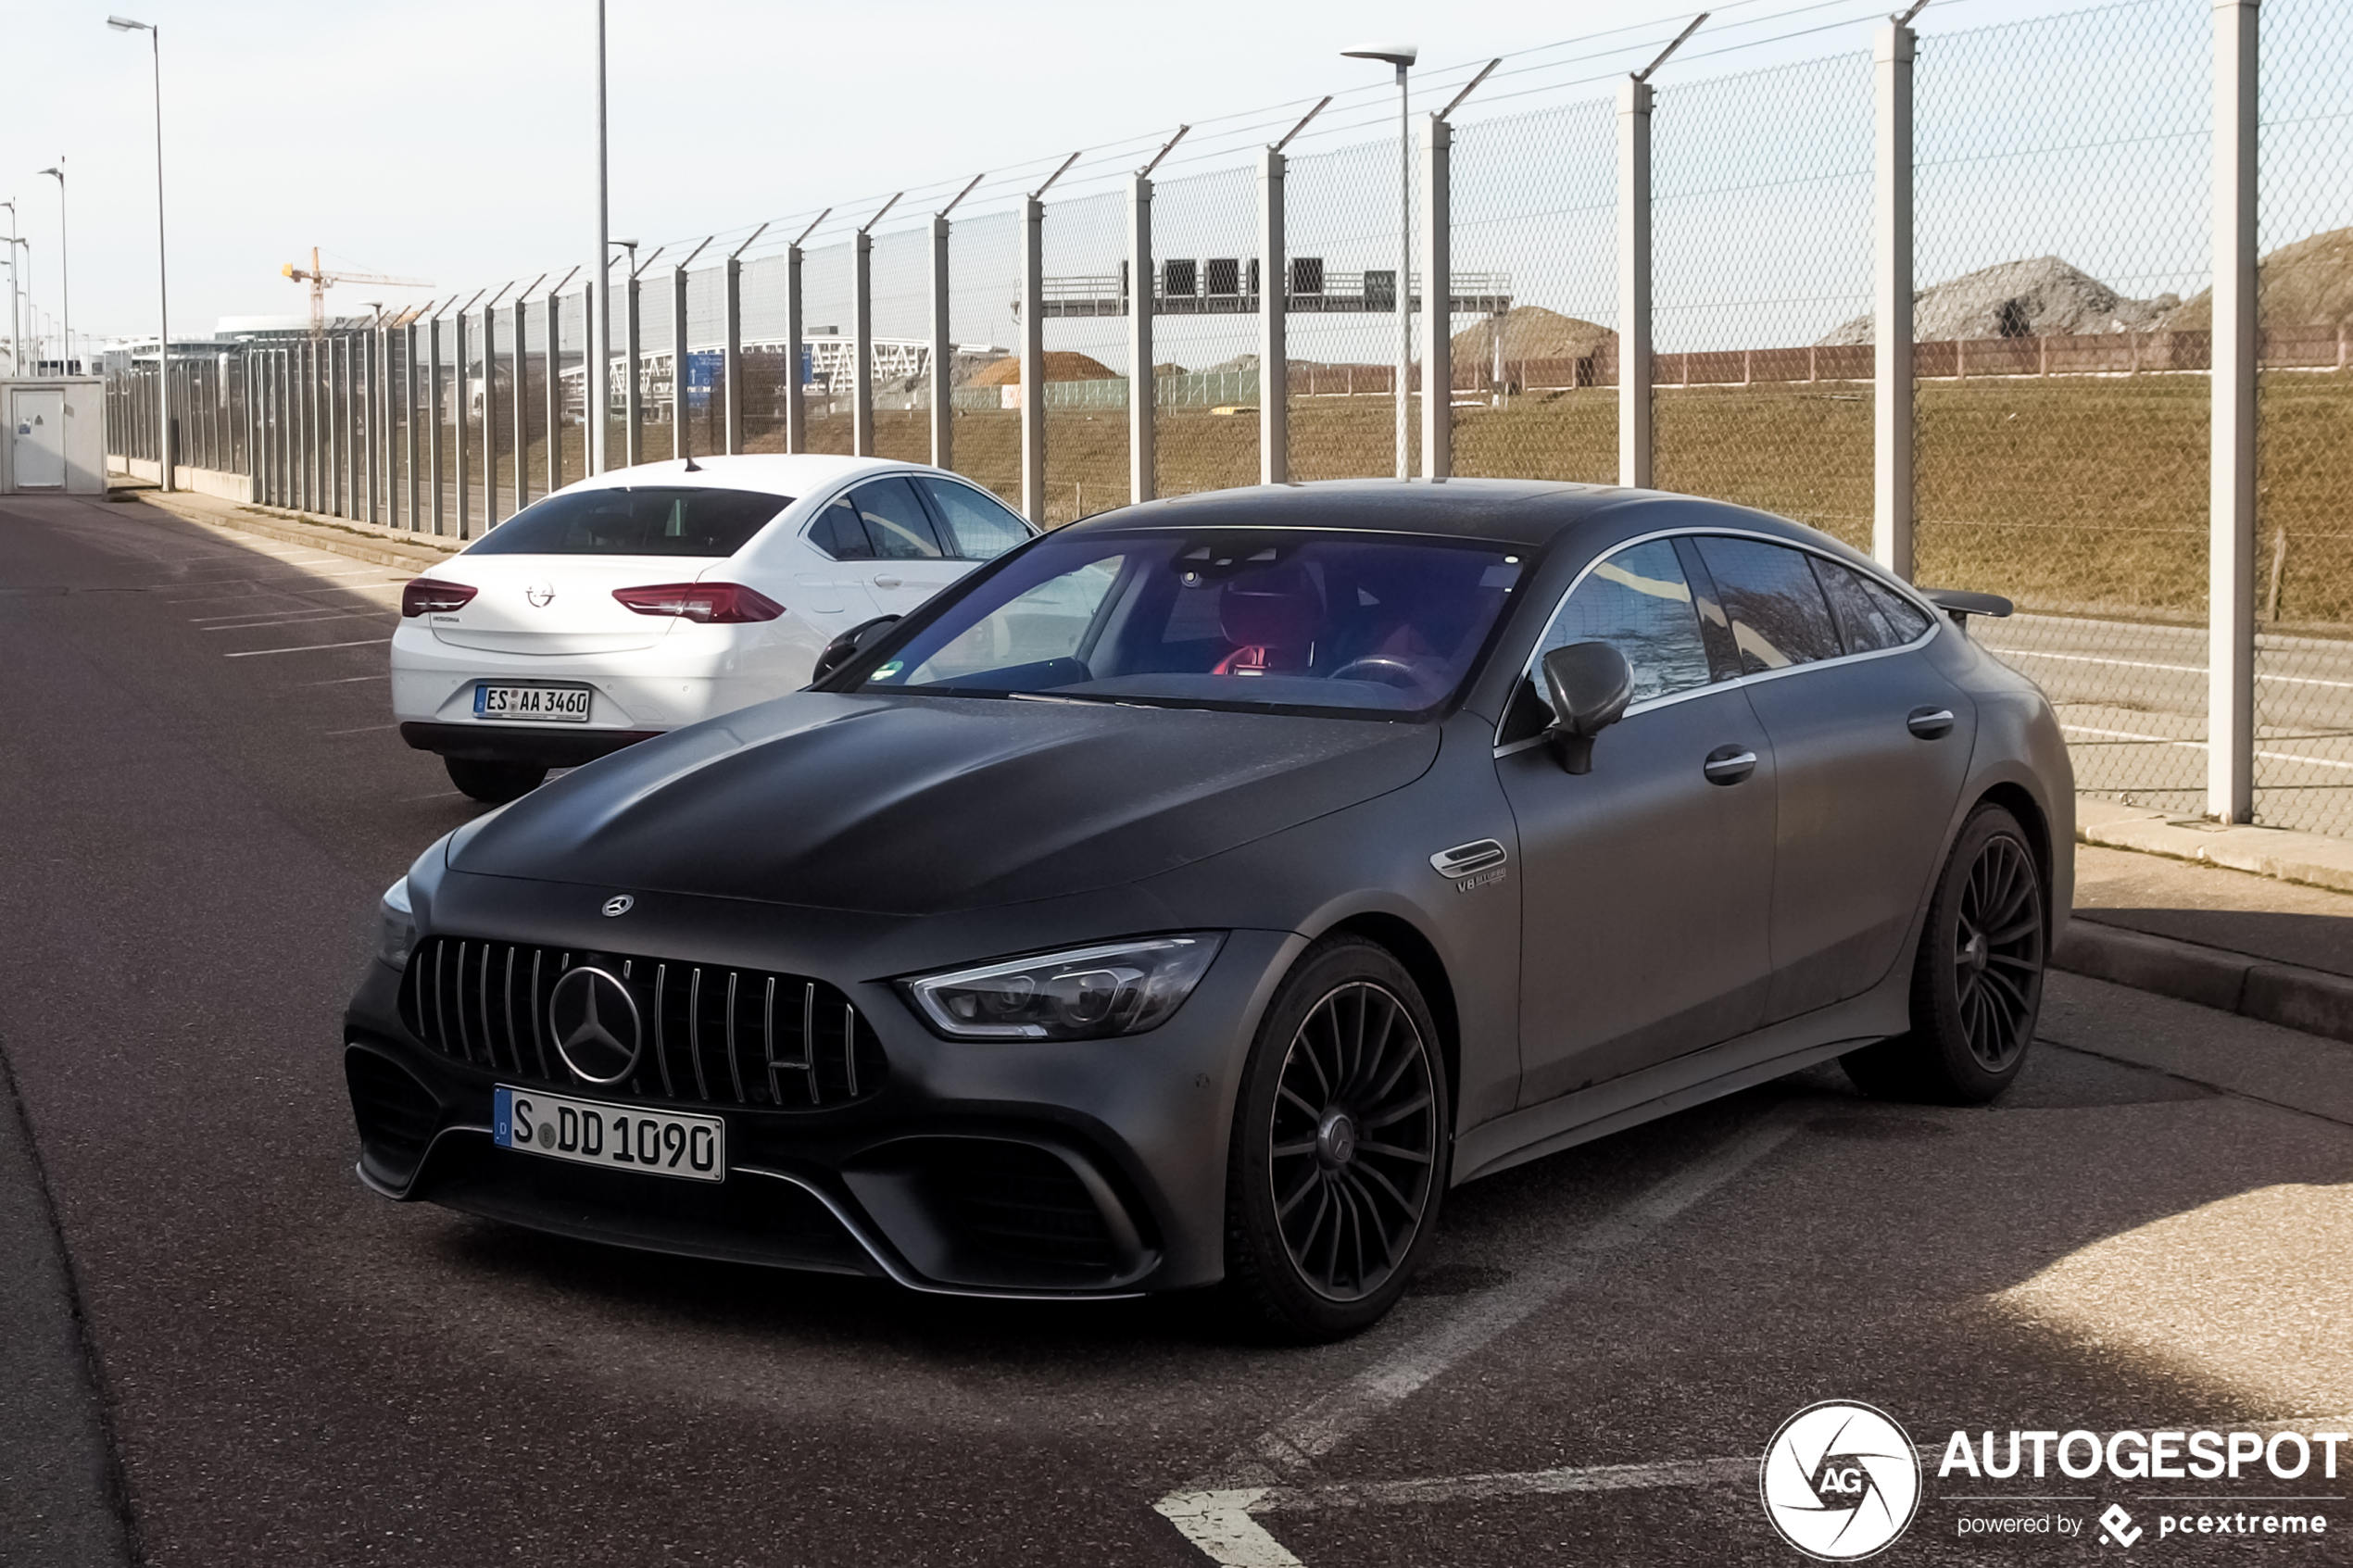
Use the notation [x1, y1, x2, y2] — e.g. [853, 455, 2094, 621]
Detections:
[1541, 641, 1633, 775]
[812, 614, 902, 685]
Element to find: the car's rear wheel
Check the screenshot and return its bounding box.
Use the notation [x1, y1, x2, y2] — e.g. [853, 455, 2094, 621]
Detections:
[1224, 936, 1449, 1341]
[444, 757, 547, 804]
[1843, 803, 2046, 1104]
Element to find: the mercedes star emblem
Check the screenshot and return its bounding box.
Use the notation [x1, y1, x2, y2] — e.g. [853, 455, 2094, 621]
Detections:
[602, 894, 634, 917]
[526, 583, 556, 608]
[547, 967, 643, 1085]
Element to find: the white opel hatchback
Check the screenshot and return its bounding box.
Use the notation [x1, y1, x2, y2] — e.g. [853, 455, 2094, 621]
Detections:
[392, 454, 1035, 800]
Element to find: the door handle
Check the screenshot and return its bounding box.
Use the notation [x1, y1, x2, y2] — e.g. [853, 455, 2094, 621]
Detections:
[871, 574, 903, 589]
[1703, 745, 1757, 785]
[1906, 706, 1957, 739]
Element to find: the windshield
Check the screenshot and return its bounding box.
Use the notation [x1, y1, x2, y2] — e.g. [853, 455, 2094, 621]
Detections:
[854, 529, 1526, 718]
[465, 486, 790, 557]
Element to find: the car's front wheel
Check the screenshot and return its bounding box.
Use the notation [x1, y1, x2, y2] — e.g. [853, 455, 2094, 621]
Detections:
[1843, 802, 2047, 1104]
[1224, 936, 1449, 1341]
[444, 757, 548, 805]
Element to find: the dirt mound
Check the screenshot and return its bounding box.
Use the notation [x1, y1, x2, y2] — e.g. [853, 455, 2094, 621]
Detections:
[1452, 306, 1615, 361]
[1820, 256, 2180, 344]
[968, 352, 1118, 386]
[2162, 226, 2353, 331]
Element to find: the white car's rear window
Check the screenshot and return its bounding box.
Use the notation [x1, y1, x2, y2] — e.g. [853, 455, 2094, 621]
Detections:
[467, 487, 790, 557]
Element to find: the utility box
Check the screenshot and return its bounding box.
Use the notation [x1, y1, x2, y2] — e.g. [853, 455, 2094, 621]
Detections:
[1, 379, 107, 495]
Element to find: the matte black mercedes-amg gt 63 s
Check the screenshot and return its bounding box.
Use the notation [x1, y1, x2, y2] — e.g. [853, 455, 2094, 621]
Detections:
[346, 479, 2071, 1338]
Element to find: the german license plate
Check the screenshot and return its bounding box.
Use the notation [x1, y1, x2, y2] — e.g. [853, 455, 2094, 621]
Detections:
[494, 1085, 724, 1183]
[474, 683, 592, 722]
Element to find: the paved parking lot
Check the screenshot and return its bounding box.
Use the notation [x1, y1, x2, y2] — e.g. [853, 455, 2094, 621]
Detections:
[3, 494, 2349, 1566]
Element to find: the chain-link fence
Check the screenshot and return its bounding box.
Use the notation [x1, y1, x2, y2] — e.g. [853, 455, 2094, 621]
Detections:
[103, 0, 2353, 834]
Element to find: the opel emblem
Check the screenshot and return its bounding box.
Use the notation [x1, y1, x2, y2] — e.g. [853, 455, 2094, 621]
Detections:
[526, 583, 556, 608]
[602, 894, 634, 917]
[547, 967, 642, 1085]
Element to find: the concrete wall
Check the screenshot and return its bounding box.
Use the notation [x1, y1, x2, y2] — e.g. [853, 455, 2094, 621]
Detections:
[115, 457, 256, 503]
[2, 379, 107, 495]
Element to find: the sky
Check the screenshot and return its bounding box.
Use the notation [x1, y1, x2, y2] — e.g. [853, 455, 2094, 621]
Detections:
[0, 0, 2091, 363]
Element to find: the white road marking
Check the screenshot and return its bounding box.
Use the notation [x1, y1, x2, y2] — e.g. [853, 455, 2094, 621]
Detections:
[2060, 723, 2353, 773]
[1999, 646, 2353, 692]
[1155, 1456, 1758, 1566]
[1225, 1111, 1802, 1489]
[201, 613, 386, 632]
[322, 723, 398, 736]
[302, 674, 389, 685]
[222, 638, 393, 659]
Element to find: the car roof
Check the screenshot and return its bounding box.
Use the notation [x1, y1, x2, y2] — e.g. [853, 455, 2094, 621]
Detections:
[547, 453, 954, 501]
[1064, 478, 1656, 547]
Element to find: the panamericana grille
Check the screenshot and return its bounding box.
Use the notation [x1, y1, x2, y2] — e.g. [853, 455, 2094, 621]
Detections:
[399, 935, 887, 1110]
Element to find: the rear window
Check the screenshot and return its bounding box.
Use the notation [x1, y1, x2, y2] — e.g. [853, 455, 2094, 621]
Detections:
[465, 487, 789, 557]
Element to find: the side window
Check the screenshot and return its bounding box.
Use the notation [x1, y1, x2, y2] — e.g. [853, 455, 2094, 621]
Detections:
[1814, 558, 1933, 652]
[810, 495, 874, 560]
[849, 478, 948, 559]
[918, 477, 1032, 560]
[1692, 536, 1844, 674]
[1536, 539, 1717, 708]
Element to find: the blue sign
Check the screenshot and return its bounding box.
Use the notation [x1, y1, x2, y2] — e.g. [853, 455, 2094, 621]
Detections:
[685, 350, 724, 408]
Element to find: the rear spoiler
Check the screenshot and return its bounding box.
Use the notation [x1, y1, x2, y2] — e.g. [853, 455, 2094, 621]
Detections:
[1921, 588, 2014, 627]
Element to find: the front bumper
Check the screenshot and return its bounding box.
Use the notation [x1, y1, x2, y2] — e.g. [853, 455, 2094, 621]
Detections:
[343, 922, 1295, 1298]
[398, 721, 663, 768]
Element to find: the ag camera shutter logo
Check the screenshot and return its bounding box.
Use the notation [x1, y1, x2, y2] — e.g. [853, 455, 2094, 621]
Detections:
[1759, 1401, 1922, 1560]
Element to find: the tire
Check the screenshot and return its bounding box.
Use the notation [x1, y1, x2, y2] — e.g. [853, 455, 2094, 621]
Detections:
[444, 757, 548, 804]
[1224, 936, 1451, 1341]
[1843, 803, 2047, 1105]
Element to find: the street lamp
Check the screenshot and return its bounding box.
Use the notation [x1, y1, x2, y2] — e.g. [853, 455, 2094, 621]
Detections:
[37, 164, 66, 373]
[1, 197, 20, 373]
[108, 15, 170, 489]
[1341, 43, 1416, 480]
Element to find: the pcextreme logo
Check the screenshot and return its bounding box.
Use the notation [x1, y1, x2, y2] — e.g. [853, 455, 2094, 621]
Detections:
[1760, 1401, 1924, 1561]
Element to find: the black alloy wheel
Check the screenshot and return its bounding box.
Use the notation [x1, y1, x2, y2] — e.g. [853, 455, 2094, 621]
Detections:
[1226, 936, 1449, 1340]
[1843, 803, 2047, 1105]
[444, 757, 548, 805]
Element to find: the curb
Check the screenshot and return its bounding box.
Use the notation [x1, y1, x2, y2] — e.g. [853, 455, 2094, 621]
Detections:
[2078, 800, 2353, 897]
[117, 486, 460, 575]
[2053, 918, 2353, 1047]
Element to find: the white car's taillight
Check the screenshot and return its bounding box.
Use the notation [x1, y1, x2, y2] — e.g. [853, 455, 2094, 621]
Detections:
[402, 578, 478, 616]
[611, 583, 786, 624]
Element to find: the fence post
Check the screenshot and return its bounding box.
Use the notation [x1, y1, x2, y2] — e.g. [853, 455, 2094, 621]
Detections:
[309, 338, 324, 512]
[455, 308, 472, 538]
[1131, 173, 1157, 500]
[1021, 193, 1046, 522]
[624, 268, 643, 467]
[362, 330, 377, 522]
[1617, 77, 1654, 489]
[1874, 20, 1917, 580]
[853, 224, 876, 458]
[428, 318, 444, 533]
[726, 255, 746, 457]
[511, 296, 530, 511]
[1256, 152, 1284, 486]
[480, 303, 499, 527]
[1420, 113, 1452, 481]
[546, 289, 563, 493]
[2209, 0, 2259, 823]
[931, 213, 953, 470]
[673, 262, 692, 459]
[590, 263, 609, 476]
[404, 320, 420, 530]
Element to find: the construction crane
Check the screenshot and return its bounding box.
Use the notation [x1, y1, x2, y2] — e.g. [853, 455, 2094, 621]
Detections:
[281, 246, 433, 336]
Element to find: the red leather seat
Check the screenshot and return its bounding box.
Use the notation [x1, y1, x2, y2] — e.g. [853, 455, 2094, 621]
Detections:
[1214, 566, 1323, 675]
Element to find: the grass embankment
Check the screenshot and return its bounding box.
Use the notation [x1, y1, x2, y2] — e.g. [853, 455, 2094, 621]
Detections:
[736, 370, 2350, 630]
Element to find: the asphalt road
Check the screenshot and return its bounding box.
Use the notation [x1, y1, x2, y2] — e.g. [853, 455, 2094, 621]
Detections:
[1974, 613, 2353, 837]
[3, 493, 2350, 1567]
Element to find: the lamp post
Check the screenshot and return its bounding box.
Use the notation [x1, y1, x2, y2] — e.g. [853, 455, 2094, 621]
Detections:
[1341, 43, 1416, 480]
[37, 163, 66, 373]
[592, 0, 610, 474]
[108, 16, 170, 489]
[2, 195, 21, 374]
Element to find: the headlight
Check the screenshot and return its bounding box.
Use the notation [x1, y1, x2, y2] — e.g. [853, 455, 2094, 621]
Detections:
[901, 933, 1226, 1041]
[376, 876, 419, 970]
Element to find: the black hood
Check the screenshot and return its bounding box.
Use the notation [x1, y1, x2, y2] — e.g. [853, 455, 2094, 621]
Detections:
[451, 693, 1441, 914]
